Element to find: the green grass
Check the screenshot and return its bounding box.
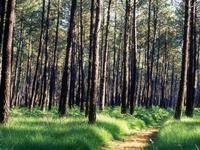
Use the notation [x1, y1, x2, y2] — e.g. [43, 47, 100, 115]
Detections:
[148, 111, 200, 150]
[0, 107, 171, 150]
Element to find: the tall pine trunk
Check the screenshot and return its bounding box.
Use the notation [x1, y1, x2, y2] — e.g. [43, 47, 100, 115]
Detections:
[41, 0, 51, 112]
[175, 0, 191, 120]
[99, 0, 112, 110]
[79, 0, 85, 112]
[0, 0, 6, 52]
[59, 0, 77, 116]
[29, 0, 45, 111]
[49, 0, 60, 111]
[0, 0, 16, 124]
[185, 0, 196, 117]
[121, 0, 130, 114]
[86, 0, 95, 117]
[146, 0, 152, 108]
[130, 0, 137, 115]
[89, 0, 102, 124]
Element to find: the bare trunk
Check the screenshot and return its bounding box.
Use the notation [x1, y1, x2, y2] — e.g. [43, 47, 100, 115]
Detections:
[175, 0, 191, 120]
[49, 0, 60, 111]
[89, 0, 101, 124]
[185, 0, 196, 117]
[99, 0, 112, 110]
[121, 0, 130, 114]
[0, 0, 15, 124]
[59, 0, 77, 116]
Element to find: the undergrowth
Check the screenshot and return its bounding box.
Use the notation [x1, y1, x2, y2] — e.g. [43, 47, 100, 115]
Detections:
[0, 106, 171, 150]
[148, 109, 200, 150]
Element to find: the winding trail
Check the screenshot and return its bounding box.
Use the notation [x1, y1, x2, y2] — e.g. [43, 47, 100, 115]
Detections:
[101, 128, 159, 150]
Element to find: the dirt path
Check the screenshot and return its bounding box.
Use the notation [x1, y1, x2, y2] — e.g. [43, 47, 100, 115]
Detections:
[101, 128, 159, 150]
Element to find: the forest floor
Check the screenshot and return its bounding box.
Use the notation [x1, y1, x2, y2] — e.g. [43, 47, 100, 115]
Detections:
[0, 107, 171, 150]
[2, 107, 200, 150]
[101, 128, 159, 150]
[102, 109, 200, 150]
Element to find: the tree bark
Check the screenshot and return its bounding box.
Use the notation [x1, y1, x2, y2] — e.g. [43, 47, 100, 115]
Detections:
[49, 0, 60, 111]
[79, 0, 85, 112]
[69, 37, 77, 108]
[29, 0, 45, 111]
[89, 0, 102, 124]
[11, 20, 23, 107]
[41, 0, 51, 112]
[25, 36, 32, 107]
[59, 0, 77, 116]
[121, 0, 130, 114]
[130, 0, 137, 115]
[185, 0, 196, 117]
[111, 5, 117, 107]
[175, 0, 191, 120]
[86, 0, 95, 117]
[99, 0, 112, 110]
[146, 0, 152, 108]
[0, 0, 15, 124]
[0, 0, 6, 52]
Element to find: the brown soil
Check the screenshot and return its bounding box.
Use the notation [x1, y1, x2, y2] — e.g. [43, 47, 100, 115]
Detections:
[101, 128, 159, 150]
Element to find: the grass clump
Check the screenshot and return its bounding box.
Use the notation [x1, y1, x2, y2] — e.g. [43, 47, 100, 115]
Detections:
[0, 107, 171, 150]
[148, 114, 200, 150]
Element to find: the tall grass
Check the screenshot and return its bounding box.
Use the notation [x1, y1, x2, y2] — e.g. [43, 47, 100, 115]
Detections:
[148, 110, 200, 150]
[0, 107, 170, 150]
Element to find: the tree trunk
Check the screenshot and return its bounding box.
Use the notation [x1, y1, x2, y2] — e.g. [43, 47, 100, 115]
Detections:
[115, 31, 123, 106]
[11, 20, 23, 107]
[175, 0, 191, 120]
[79, 0, 85, 112]
[89, 0, 101, 124]
[0, 0, 6, 52]
[130, 0, 137, 115]
[25, 36, 32, 107]
[149, 1, 158, 107]
[146, 0, 152, 108]
[49, 0, 60, 111]
[111, 6, 117, 107]
[41, 0, 51, 112]
[121, 0, 130, 114]
[0, 0, 15, 124]
[59, 0, 77, 116]
[99, 0, 112, 111]
[185, 0, 196, 117]
[29, 0, 45, 111]
[169, 58, 175, 108]
[69, 38, 77, 108]
[86, 0, 95, 117]
[154, 24, 160, 106]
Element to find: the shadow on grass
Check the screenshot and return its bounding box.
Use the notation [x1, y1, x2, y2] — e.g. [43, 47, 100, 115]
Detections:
[13, 140, 91, 150]
[96, 121, 121, 139]
[7, 107, 172, 150]
[0, 119, 123, 150]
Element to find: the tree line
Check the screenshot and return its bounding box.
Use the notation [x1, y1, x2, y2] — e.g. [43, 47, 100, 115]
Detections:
[0, 0, 199, 124]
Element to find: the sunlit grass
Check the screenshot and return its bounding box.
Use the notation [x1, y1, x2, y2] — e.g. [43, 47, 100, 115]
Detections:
[0, 107, 171, 150]
[148, 112, 200, 150]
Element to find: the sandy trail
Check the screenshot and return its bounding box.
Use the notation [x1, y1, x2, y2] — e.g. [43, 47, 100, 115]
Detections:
[101, 128, 159, 150]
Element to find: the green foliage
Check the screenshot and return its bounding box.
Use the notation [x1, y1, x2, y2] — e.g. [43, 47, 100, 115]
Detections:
[148, 114, 200, 150]
[0, 107, 171, 150]
[134, 107, 173, 126]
